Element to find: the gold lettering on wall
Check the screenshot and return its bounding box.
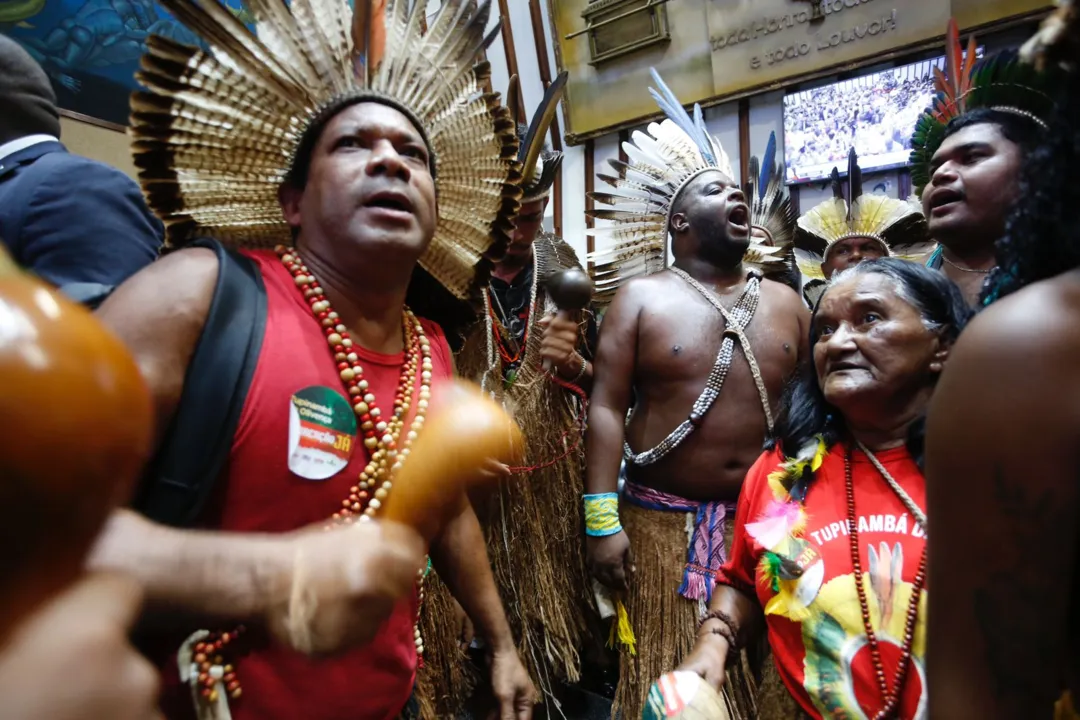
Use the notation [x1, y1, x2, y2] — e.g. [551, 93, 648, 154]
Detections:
[548, 0, 1050, 143]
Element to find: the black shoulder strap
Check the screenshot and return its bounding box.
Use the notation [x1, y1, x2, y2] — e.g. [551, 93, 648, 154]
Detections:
[133, 238, 267, 527]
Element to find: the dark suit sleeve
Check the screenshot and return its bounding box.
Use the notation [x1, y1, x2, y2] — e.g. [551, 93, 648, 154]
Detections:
[18, 157, 163, 290]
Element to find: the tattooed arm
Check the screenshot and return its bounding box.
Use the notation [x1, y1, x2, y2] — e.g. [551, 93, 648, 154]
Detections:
[925, 281, 1080, 718]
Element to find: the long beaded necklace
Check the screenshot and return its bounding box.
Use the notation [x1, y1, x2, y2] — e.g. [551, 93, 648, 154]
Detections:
[624, 268, 766, 466]
[277, 246, 433, 522]
[188, 248, 434, 708]
[844, 447, 928, 720]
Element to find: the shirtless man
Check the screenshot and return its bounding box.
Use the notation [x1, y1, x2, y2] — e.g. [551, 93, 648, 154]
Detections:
[584, 128, 809, 718]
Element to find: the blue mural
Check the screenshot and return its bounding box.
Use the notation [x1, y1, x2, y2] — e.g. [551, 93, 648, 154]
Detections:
[1, 0, 249, 125]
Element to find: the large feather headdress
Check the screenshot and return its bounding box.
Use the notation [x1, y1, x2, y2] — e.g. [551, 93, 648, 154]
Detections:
[586, 68, 782, 305]
[745, 132, 796, 250]
[909, 18, 1058, 194]
[510, 72, 567, 204]
[130, 0, 520, 301]
[795, 149, 931, 281]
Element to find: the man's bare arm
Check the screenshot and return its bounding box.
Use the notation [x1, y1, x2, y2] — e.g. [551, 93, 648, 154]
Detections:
[429, 494, 516, 653]
[96, 247, 220, 445]
[791, 287, 812, 361]
[925, 289, 1080, 718]
[90, 248, 280, 614]
[91, 251, 302, 618]
[584, 284, 642, 495]
[87, 509, 290, 619]
[90, 249, 428, 649]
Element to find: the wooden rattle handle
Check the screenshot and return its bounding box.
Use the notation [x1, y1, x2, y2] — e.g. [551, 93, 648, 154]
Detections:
[381, 381, 523, 542]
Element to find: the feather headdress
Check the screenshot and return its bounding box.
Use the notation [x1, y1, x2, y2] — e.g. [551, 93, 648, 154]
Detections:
[909, 18, 1058, 194]
[744, 132, 798, 285]
[745, 132, 796, 250]
[130, 0, 521, 301]
[586, 68, 781, 305]
[795, 149, 931, 281]
[512, 72, 567, 204]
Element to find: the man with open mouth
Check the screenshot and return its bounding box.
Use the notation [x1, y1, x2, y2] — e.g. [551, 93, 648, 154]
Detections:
[910, 19, 1057, 306]
[582, 68, 809, 720]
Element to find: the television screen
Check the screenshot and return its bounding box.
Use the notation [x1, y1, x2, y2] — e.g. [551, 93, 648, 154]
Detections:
[782, 51, 983, 185]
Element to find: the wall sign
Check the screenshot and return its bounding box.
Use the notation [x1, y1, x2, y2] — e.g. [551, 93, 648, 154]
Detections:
[549, 0, 1052, 143]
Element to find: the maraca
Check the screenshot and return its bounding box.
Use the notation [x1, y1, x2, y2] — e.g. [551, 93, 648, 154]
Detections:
[382, 380, 523, 542]
[541, 266, 594, 373]
[643, 671, 729, 720]
[0, 246, 153, 642]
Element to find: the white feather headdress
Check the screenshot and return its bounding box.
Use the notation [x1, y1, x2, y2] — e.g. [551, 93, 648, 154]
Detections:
[586, 68, 781, 306]
[130, 0, 521, 300]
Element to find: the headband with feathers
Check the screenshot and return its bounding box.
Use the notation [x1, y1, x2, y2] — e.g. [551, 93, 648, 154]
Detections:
[511, 71, 567, 204]
[586, 68, 782, 306]
[130, 0, 521, 301]
[795, 149, 932, 281]
[909, 18, 1058, 194]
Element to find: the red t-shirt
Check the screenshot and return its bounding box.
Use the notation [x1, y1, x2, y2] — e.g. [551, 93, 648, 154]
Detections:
[155, 249, 455, 720]
[720, 444, 928, 719]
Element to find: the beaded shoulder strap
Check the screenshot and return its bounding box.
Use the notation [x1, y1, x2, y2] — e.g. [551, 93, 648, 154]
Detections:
[623, 268, 772, 467]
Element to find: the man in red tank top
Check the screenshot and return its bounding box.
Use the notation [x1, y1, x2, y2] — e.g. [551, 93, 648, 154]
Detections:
[84, 1, 535, 719]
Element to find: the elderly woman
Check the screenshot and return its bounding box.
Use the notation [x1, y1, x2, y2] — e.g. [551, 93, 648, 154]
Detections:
[678, 258, 970, 719]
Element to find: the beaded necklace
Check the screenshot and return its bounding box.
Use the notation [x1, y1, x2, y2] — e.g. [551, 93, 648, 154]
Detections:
[623, 268, 767, 466]
[188, 247, 434, 708]
[844, 447, 927, 720]
[485, 289, 532, 367]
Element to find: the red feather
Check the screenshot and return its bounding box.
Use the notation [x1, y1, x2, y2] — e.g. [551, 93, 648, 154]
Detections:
[961, 33, 977, 96]
[944, 17, 961, 96]
[933, 18, 978, 124]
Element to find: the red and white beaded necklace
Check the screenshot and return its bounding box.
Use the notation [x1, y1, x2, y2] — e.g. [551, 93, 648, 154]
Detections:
[275, 247, 433, 523]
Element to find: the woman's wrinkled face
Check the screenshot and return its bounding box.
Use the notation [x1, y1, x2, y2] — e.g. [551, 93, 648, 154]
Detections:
[813, 273, 943, 414]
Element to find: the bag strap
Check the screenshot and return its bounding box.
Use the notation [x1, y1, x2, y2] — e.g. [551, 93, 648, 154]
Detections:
[133, 238, 267, 526]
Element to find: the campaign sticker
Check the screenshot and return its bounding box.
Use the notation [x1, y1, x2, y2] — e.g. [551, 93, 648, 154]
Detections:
[287, 386, 357, 480]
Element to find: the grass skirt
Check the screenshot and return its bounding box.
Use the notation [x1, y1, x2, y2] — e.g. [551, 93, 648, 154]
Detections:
[616, 502, 758, 720]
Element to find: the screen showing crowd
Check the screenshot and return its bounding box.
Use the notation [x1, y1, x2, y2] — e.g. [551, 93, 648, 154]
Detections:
[782, 49, 983, 185]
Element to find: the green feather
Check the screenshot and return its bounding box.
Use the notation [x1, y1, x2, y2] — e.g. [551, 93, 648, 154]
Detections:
[761, 552, 783, 593]
[910, 49, 1061, 196]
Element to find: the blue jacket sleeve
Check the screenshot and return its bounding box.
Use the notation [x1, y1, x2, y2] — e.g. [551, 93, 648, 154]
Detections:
[18, 155, 163, 289]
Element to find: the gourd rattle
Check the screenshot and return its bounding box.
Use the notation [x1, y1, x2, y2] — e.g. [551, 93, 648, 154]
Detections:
[0, 246, 153, 642]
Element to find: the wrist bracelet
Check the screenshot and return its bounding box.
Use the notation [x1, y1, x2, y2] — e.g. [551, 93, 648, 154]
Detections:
[699, 610, 742, 649]
[583, 492, 622, 537]
[700, 609, 741, 637]
[699, 613, 743, 656]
